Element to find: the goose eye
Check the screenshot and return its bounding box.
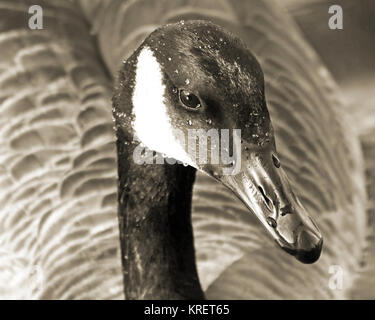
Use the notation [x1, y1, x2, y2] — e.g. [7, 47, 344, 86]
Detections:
[179, 90, 201, 109]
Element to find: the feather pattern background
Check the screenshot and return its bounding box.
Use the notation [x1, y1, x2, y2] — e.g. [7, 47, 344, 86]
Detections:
[0, 0, 371, 299]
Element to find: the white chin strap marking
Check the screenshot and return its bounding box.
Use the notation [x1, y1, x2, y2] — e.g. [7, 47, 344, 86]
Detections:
[132, 46, 195, 167]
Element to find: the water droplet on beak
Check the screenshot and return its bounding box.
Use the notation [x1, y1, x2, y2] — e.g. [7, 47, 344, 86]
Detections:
[267, 217, 277, 228]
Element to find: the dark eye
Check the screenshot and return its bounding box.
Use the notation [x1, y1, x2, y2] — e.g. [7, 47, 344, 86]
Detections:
[179, 89, 201, 110]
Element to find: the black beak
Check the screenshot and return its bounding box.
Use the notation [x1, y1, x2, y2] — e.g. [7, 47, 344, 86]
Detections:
[213, 147, 323, 264]
[281, 235, 323, 264]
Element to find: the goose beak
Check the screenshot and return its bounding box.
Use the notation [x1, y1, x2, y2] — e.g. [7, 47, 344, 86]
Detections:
[218, 150, 323, 264]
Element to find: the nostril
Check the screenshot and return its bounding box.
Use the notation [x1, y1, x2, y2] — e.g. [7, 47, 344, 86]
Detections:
[272, 154, 280, 168]
[258, 186, 272, 209]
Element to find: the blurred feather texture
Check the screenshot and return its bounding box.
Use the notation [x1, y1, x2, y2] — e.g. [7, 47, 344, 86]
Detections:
[0, 0, 372, 299]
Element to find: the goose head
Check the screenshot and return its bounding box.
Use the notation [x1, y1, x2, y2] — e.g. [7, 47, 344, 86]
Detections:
[114, 20, 323, 264]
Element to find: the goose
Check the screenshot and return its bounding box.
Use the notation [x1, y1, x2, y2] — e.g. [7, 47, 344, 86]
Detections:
[112, 20, 323, 299]
[0, 0, 369, 299]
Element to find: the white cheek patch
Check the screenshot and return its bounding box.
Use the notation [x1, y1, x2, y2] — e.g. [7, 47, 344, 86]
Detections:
[132, 47, 195, 167]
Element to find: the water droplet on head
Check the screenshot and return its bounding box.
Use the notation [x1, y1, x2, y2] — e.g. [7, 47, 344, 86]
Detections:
[187, 119, 192, 126]
[168, 57, 172, 61]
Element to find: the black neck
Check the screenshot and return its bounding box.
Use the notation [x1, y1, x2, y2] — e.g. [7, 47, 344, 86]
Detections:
[115, 128, 204, 299]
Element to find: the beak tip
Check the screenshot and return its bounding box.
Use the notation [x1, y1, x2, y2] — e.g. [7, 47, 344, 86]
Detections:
[294, 237, 323, 264]
[278, 237, 323, 264]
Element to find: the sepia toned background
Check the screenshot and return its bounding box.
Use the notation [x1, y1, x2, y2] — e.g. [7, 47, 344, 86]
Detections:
[0, 0, 374, 299]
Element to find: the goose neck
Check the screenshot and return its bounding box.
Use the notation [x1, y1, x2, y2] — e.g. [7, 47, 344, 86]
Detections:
[116, 128, 204, 299]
